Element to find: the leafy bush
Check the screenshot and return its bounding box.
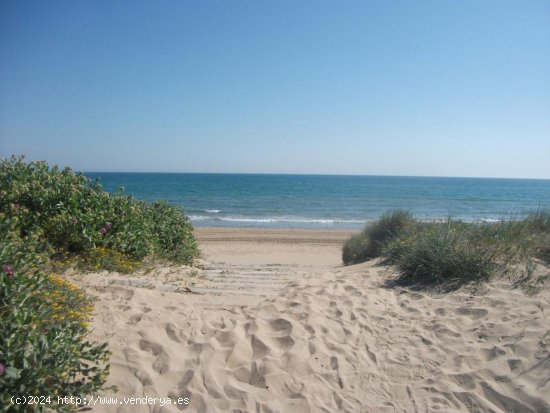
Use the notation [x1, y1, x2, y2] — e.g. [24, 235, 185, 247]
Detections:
[0, 156, 200, 268]
[0, 156, 201, 411]
[0, 219, 111, 412]
[342, 210, 414, 264]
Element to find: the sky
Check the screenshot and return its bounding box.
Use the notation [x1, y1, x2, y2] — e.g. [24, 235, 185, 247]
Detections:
[0, 1, 549, 178]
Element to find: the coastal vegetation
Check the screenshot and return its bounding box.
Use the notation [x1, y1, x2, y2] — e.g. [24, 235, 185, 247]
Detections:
[342, 210, 413, 264]
[0, 156, 200, 411]
[343, 209, 550, 290]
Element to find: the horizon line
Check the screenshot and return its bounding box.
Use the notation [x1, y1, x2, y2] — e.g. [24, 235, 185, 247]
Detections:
[82, 171, 550, 181]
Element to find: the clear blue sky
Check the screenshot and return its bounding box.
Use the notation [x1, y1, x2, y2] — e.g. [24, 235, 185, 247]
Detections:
[1, 0, 549, 178]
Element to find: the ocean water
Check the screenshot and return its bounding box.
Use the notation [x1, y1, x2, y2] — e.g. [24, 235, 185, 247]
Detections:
[86, 173, 550, 229]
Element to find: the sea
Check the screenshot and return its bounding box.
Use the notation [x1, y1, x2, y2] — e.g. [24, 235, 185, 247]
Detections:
[85, 173, 550, 229]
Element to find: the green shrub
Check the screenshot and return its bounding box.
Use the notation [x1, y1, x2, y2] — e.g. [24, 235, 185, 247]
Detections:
[0, 156, 202, 411]
[0, 156, 200, 268]
[52, 247, 142, 274]
[0, 219, 111, 412]
[342, 210, 414, 264]
[149, 201, 200, 263]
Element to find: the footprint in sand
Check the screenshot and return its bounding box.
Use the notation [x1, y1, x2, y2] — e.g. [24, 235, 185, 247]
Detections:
[129, 313, 143, 324]
[223, 382, 247, 400]
[109, 286, 134, 301]
[449, 373, 477, 390]
[232, 360, 268, 389]
[400, 300, 421, 313]
[123, 347, 140, 364]
[123, 347, 153, 386]
[364, 343, 378, 365]
[344, 284, 362, 296]
[507, 358, 523, 372]
[308, 341, 316, 355]
[249, 317, 296, 351]
[483, 345, 507, 361]
[432, 323, 461, 339]
[419, 335, 433, 346]
[165, 322, 188, 343]
[332, 392, 345, 410]
[171, 370, 216, 411]
[268, 317, 293, 335]
[276, 335, 295, 350]
[251, 335, 269, 359]
[435, 307, 447, 316]
[250, 361, 267, 388]
[329, 301, 344, 318]
[455, 307, 489, 320]
[330, 356, 344, 389]
[138, 339, 170, 374]
[215, 329, 239, 348]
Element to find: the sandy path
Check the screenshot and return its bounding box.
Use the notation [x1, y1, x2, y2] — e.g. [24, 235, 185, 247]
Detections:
[192, 227, 356, 298]
[195, 227, 355, 244]
[74, 228, 550, 413]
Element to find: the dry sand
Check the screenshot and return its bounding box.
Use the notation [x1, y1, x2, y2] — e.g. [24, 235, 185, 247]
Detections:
[71, 227, 550, 413]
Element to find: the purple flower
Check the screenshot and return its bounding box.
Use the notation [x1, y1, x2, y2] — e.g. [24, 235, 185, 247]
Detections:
[0, 363, 5, 376]
[100, 222, 112, 235]
[72, 217, 79, 224]
[2, 264, 14, 278]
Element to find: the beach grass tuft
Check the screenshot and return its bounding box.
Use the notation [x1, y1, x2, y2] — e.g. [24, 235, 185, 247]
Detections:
[525, 210, 550, 264]
[384, 220, 503, 289]
[342, 210, 414, 264]
[343, 210, 550, 291]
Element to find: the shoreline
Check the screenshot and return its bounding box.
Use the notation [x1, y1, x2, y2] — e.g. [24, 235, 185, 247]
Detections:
[194, 226, 359, 244]
[189, 214, 541, 230]
[195, 227, 357, 266]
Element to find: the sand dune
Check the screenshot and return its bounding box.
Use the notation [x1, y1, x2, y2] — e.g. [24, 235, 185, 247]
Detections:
[71, 228, 550, 413]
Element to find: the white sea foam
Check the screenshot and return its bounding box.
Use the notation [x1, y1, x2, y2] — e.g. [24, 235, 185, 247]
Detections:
[189, 215, 210, 221]
[189, 215, 367, 225]
[190, 214, 514, 226]
[221, 217, 278, 223]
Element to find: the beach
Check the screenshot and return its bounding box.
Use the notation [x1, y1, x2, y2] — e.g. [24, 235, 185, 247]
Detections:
[72, 227, 550, 413]
[4, 2, 549, 411]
